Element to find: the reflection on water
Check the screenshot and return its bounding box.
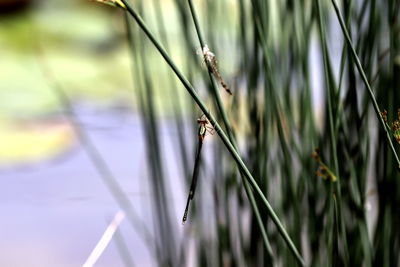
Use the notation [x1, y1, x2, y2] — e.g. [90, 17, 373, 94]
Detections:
[0, 106, 191, 267]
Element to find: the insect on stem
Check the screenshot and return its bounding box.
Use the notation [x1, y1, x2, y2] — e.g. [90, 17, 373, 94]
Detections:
[201, 45, 232, 95]
[182, 115, 213, 224]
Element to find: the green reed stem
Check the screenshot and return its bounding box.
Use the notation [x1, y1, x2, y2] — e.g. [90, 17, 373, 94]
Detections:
[316, 1, 349, 264]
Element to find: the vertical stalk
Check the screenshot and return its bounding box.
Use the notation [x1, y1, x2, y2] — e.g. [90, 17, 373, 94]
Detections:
[315, 1, 349, 264]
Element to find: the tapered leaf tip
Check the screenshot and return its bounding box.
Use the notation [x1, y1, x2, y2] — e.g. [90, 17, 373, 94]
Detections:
[91, 0, 126, 9]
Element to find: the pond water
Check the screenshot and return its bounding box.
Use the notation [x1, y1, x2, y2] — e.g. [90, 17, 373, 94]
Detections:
[0, 106, 193, 266]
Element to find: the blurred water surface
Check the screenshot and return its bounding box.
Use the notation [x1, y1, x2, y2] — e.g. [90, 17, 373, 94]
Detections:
[0, 105, 195, 266]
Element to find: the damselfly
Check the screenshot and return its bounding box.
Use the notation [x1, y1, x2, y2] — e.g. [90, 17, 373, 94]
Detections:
[200, 45, 232, 95]
[182, 116, 214, 224]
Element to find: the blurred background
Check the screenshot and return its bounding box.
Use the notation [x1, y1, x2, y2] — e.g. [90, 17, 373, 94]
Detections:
[0, 0, 399, 266]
